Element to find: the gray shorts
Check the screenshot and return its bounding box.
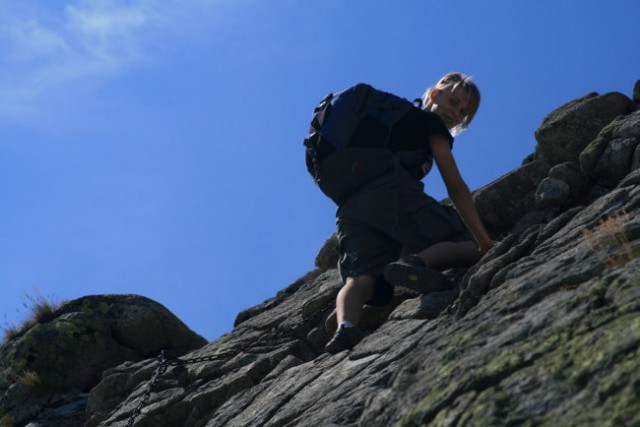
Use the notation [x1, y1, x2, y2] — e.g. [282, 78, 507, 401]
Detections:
[336, 168, 472, 305]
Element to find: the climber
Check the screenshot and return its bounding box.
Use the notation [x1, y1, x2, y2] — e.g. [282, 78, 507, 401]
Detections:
[304, 72, 497, 354]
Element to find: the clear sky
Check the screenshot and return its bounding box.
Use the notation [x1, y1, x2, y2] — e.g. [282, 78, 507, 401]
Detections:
[1, 0, 638, 342]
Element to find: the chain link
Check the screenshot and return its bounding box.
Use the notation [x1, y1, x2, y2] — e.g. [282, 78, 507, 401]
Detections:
[123, 303, 332, 426]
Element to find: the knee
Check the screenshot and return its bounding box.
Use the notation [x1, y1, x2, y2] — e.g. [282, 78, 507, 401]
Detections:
[341, 275, 377, 299]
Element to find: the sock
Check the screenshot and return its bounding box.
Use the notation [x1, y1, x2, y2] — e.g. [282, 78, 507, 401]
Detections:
[339, 320, 355, 329]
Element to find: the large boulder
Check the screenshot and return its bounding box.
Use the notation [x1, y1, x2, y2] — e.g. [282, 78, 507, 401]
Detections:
[473, 158, 550, 237]
[535, 92, 634, 165]
[0, 294, 207, 427]
[535, 176, 571, 209]
[580, 110, 640, 187]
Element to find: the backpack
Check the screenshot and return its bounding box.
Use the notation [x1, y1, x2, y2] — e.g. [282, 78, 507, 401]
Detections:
[304, 83, 418, 204]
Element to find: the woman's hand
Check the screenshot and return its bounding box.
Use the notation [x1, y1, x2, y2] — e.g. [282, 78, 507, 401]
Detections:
[478, 239, 499, 255]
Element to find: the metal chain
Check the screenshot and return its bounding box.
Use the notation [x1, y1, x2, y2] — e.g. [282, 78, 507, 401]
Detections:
[125, 350, 170, 427]
[123, 303, 332, 426]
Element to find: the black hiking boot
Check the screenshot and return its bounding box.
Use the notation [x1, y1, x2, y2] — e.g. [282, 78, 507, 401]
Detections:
[384, 255, 449, 294]
[324, 325, 365, 354]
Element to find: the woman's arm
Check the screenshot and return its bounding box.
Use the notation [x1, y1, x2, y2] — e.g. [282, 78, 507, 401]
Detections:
[429, 135, 495, 254]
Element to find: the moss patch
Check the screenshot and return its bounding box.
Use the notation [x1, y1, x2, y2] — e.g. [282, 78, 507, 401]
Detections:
[398, 283, 640, 426]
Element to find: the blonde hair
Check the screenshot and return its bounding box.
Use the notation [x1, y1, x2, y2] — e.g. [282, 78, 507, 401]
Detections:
[422, 72, 480, 136]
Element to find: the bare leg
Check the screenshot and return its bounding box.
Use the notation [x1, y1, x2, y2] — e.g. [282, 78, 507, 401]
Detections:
[417, 240, 481, 270]
[336, 275, 376, 326]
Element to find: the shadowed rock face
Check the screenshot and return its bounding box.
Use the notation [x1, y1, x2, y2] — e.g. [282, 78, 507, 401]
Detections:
[0, 295, 206, 427]
[535, 92, 634, 165]
[2, 81, 639, 427]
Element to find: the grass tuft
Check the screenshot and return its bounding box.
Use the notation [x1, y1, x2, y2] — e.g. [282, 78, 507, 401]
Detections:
[2, 287, 66, 343]
[17, 370, 42, 389]
[0, 415, 16, 427]
[581, 209, 640, 268]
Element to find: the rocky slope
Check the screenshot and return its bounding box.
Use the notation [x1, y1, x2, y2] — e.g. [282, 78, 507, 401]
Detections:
[1, 80, 639, 427]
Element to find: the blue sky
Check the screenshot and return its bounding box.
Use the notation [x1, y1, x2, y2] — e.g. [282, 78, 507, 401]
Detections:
[1, 0, 638, 342]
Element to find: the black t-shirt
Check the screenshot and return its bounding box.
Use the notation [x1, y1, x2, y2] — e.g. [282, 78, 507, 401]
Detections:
[388, 108, 454, 179]
[390, 108, 453, 150]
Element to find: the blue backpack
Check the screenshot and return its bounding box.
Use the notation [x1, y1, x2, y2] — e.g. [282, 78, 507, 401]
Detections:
[304, 83, 419, 204]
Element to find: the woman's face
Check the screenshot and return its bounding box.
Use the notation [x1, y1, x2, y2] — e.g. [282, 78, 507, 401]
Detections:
[427, 87, 470, 129]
